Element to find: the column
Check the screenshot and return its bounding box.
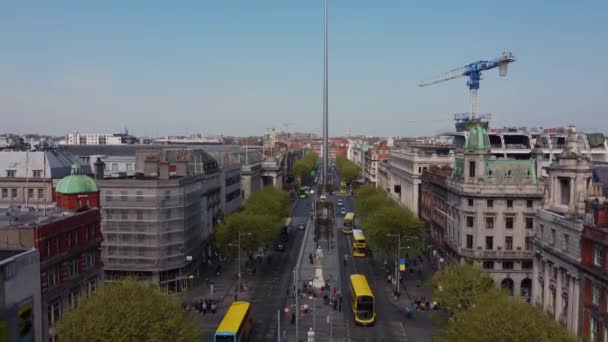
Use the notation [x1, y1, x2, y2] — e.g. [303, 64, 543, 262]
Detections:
[555, 269, 563, 321]
[572, 277, 580, 335]
[532, 258, 539, 303]
[568, 276, 575, 333]
[569, 177, 575, 207]
[543, 262, 551, 311]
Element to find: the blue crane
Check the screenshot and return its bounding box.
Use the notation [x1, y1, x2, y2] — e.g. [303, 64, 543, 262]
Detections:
[418, 52, 516, 120]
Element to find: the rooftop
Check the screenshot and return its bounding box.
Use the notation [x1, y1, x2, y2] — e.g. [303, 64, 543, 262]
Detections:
[0, 206, 95, 230]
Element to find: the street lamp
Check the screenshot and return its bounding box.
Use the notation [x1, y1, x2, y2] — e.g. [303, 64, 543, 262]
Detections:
[229, 231, 253, 293]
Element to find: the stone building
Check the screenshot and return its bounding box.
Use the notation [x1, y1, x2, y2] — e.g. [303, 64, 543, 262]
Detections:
[436, 124, 543, 299]
[532, 127, 593, 336]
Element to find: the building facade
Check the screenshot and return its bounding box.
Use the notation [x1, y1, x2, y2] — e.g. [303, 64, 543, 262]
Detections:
[363, 142, 390, 186]
[439, 125, 543, 299]
[387, 145, 453, 216]
[0, 164, 103, 341]
[0, 249, 43, 342]
[98, 148, 221, 293]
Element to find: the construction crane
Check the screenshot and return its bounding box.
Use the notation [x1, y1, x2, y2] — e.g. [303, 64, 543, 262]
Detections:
[418, 51, 515, 120]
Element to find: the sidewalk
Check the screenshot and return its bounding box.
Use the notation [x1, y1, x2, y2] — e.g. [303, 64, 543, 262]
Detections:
[374, 254, 440, 341]
[284, 210, 348, 342]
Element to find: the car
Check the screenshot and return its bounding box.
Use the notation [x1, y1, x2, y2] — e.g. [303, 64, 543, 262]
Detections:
[337, 199, 343, 205]
[320, 194, 327, 202]
[298, 223, 306, 231]
[340, 208, 346, 215]
[309, 189, 315, 195]
[275, 242, 286, 251]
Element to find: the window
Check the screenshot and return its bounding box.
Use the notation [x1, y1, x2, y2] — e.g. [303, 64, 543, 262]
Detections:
[526, 200, 533, 209]
[106, 190, 113, 202]
[594, 246, 602, 267]
[485, 236, 494, 250]
[539, 224, 544, 239]
[69, 290, 79, 309]
[68, 259, 78, 277]
[88, 279, 97, 295]
[466, 234, 473, 249]
[84, 253, 94, 271]
[560, 178, 571, 205]
[27, 188, 34, 199]
[164, 190, 171, 201]
[591, 317, 599, 342]
[11, 189, 17, 199]
[505, 217, 514, 229]
[120, 190, 127, 201]
[5, 170, 16, 177]
[525, 217, 534, 229]
[482, 261, 494, 270]
[466, 216, 474, 228]
[33, 169, 43, 178]
[507, 199, 513, 208]
[593, 285, 600, 306]
[136, 191, 143, 202]
[136, 210, 143, 220]
[503, 261, 514, 270]
[166, 209, 172, 220]
[564, 234, 569, 252]
[127, 163, 134, 171]
[111, 163, 118, 172]
[121, 209, 128, 220]
[48, 267, 58, 287]
[469, 161, 476, 178]
[487, 199, 493, 208]
[37, 188, 44, 199]
[468, 198, 474, 207]
[525, 237, 533, 251]
[48, 301, 61, 326]
[522, 261, 533, 269]
[1, 189, 7, 198]
[485, 217, 494, 229]
[505, 236, 513, 250]
[551, 229, 556, 246]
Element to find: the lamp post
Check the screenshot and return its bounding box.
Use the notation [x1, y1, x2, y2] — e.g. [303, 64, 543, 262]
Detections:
[229, 231, 253, 293]
[386, 233, 401, 295]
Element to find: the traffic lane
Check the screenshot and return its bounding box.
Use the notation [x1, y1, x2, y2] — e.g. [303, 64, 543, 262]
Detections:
[249, 199, 309, 340]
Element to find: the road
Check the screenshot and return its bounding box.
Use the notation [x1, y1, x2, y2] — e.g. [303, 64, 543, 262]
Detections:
[248, 194, 312, 340]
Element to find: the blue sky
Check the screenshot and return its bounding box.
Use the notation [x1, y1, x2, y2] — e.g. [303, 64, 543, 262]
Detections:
[1, 0, 606, 137]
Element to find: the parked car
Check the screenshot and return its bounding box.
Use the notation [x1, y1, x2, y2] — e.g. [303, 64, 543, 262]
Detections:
[340, 208, 347, 215]
[276, 242, 286, 252]
[298, 223, 306, 231]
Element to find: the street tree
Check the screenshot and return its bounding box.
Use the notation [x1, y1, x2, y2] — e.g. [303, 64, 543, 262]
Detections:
[354, 192, 394, 223]
[429, 263, 495, 315]
[364, 206, 422, 259]
[215, 212, 280, 257]
[245, 186, 290, 220]
[293, 153, 318, 184]
[336, 154, 361, 184]
[57, 279, 200, 342]
[437, 288, 576, 342]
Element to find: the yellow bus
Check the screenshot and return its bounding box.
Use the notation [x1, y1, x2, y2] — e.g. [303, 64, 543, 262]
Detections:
[214, 301, 253, 342]
[352, 229, 367, 257]
[349, 274, 376, 326]
[340, 181, 348, 194]
[342, 212, 355, 234]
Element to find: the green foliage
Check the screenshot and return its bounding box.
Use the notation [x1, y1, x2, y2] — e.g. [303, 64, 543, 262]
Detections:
[336, 154, 361, 184]
[293, 152, 318, 184]
[430, 263, 495, 316]
[57, 279, 200, 342]
[365, 206, 422, 259]
[354, 185, 421, 258]
[215, 186, 290, 256]
[437, 287, 576, 342]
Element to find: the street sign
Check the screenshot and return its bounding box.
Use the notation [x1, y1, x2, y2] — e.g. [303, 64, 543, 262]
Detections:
[399, 257, 406, 271]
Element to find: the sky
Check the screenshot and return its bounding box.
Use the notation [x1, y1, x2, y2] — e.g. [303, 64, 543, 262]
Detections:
[1, 0, 607, 137]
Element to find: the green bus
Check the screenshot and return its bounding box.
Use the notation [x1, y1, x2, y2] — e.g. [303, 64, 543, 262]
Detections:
[298, 186, 309, 199]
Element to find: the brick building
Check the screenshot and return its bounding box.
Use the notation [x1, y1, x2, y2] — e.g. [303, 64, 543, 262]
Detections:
[0, 164, 103, 341]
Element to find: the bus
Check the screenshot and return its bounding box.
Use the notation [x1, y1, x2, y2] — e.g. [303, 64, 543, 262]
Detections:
[343, 212, 355, 234]
[352, 229, 367, 257]
[349, 274, 376, 326]
[298, 186, 309, 199]
[339, 181, 348, 194]
[214, 301, 253, 342]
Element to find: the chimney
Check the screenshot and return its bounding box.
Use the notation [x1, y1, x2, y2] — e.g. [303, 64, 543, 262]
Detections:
[159, 160, 169, 180]
[94, 157, 105, 180]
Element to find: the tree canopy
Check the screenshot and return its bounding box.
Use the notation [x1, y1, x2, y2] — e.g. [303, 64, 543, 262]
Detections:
[354, 185, 421, 258]
[437, 288, 576, 342]
[429, 263, 495, 315]
[335, 154, 361, 184]
[215, 186, 290, 256]
[293, 152, 318, 184]
[57, 279, 200, 342]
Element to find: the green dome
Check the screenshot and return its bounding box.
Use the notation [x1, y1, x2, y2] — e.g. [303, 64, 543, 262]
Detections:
[465, 124, 491, 152]
[56, 164, 99, 194]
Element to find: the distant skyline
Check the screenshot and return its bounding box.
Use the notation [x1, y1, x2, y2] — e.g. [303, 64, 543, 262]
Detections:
[1, 0, 606, 137]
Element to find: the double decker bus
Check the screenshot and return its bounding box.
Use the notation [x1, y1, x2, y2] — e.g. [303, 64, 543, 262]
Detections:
[298, 186, 309, 199]
[214, 301, 253, 342]
[352, 229, 367, 257]
[342, 212, 355, 234]
[349, 274, 376, 326]
[339, 181, 348, 194]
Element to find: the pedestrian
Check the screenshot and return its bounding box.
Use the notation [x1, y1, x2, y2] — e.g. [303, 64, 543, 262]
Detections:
[234, 292, 238, 302]
[291, 312, 296, 325]
[211, 300, 217, 314]
[309, 252, 314, 264]
[202, 300, 208, 315]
